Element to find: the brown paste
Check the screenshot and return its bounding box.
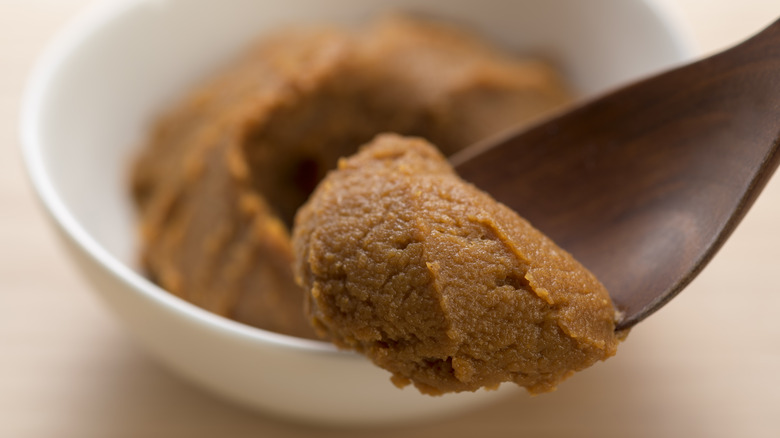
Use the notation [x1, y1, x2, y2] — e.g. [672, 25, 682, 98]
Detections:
[131, 16, 571, 339]
[293, 135, 619, 395]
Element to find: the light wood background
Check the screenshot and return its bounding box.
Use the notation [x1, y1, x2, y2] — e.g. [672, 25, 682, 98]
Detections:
[2, 1, 780, 437]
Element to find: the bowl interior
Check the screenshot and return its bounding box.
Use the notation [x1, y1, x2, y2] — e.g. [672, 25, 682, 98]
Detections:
[23, 0, 691, 340]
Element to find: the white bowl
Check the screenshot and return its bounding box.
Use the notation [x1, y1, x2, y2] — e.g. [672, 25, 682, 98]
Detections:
[20, 0, 692, 426]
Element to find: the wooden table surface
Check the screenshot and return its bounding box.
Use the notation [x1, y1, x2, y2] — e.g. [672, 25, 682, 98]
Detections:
[3, 1, 780, 437]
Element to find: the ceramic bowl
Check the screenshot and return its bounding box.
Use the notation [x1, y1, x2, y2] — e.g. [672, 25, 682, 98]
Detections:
[21, 0, 692, 426]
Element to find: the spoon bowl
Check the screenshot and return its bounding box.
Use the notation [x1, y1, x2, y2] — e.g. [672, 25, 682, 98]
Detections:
[453, 18, 780, 330]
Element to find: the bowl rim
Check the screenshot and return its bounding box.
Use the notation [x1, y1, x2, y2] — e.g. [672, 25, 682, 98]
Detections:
[18, 0, 695, 357]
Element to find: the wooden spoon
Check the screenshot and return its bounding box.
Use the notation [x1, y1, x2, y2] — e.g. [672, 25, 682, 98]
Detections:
[452, 18, 780, 331]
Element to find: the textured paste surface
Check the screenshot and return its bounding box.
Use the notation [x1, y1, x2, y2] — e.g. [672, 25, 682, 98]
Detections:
[293, 135, 620, 395]
[131, 16, 569, 337]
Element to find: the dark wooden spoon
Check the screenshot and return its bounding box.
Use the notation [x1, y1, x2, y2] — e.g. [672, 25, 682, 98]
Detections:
[452, 18, 780, 331]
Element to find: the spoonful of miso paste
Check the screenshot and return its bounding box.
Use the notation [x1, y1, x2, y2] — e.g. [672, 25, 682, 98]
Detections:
[292, 18, 780, 395]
